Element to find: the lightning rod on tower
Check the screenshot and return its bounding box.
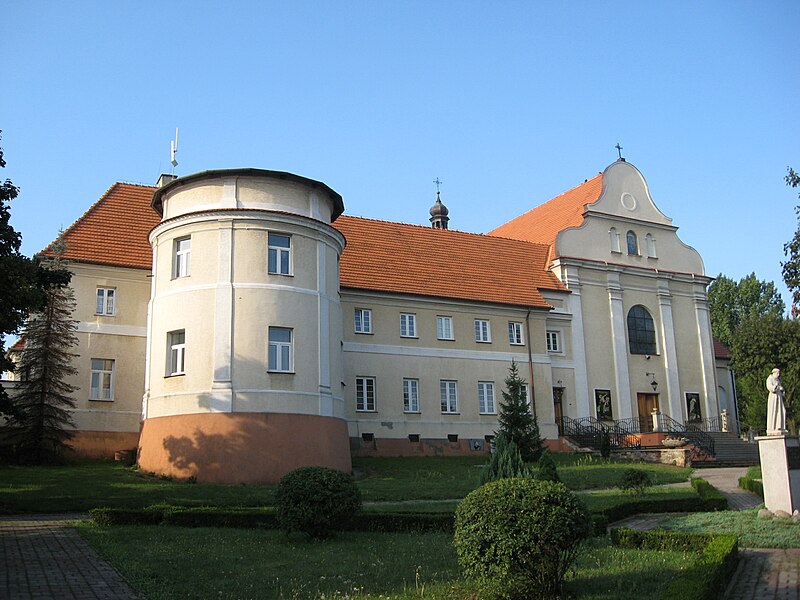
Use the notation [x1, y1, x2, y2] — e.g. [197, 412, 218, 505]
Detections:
[170, 128, 179, 169]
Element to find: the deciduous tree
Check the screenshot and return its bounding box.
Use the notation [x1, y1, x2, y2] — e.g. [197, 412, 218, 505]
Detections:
[708, 273, 784, 349]
[782, 166, 800, 306]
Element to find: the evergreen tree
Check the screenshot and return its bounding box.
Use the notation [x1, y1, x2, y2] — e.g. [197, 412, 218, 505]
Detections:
[479, 432, 528, 484]
[497, 361, 543, 462]
[2, 235, 78, 463]
[0, 132, 67, 416]
[535, 450, 560, 483]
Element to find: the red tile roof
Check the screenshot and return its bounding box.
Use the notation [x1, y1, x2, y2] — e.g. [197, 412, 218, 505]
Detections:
[42, 183, 159, 270]
[46, 182, 567, 308]
[489, 174, 603, 252]
[713, 338, 731, 360]
[334, 216, 564, 308]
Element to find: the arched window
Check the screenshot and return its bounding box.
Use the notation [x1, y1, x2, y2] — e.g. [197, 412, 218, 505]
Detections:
[609, 227, 621, 253]
[645, 233, 657, 258]
[627, 305, 656, 355]
[626, 231, 638, 255]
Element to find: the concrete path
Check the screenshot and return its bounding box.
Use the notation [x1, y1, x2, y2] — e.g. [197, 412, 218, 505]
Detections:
[0, 513, 140, 600]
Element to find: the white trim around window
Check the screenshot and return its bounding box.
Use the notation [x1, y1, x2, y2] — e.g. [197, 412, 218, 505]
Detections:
[440, 380, 458, 414]
[90, 358, 115, 401]
[437, 315, 454, 340]
[474, 319, 491, 343]
[354, 308, 372, 334]
[478, 381, 496, 414]
[268, 326, 293, 372]
[403, 378, 419, 413]
[95, 287, 116, 316]
[356, 376, 376, 411]
[508, 321, 524, 345]
[167, 330, 186, 376]
[268, 232, 292, 275]
[400, 313, 417, 338]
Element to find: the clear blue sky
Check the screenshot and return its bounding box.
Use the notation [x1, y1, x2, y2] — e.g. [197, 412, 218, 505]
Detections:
[3, 1, 799, 303]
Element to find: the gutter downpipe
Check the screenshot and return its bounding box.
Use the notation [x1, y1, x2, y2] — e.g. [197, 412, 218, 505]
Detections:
[525, 308, 537, 417]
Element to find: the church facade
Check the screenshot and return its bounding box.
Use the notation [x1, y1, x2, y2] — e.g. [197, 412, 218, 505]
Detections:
[13, 159, 735, 482]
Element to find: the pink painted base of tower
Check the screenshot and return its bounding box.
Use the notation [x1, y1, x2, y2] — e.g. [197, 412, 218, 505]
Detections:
[137, 412, 352, 484]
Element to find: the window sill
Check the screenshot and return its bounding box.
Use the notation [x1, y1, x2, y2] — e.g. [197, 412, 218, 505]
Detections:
[95, 313, 116, 318]
[165, 373, 185, 378]
[400, 336, 419, 339]
[509, 342, 525, 346]
[437, 337, 455, 342]
[475, 340, 492, 344]
[267, 370, 295, 375]
[354, 331, 373, 335]
[441, 412, 461, 415]
[479, 412, 497, 416]
[268, 272, 294, 277]
[404, 411, 421, 414]
[89, 398, 114, 402]
[356, 409, 377, 413]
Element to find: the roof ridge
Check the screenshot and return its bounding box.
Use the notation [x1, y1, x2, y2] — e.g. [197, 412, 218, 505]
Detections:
[339, 214, 550, 248]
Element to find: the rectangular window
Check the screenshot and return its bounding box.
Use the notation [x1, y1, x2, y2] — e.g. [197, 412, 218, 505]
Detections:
[546, 330, 560, 353]
[268, 233, 291, 275]
[268, 327, 293, 372]
[400, 313, 417, 338]
[173, 237, 191, 278]
[521, 384, 530, 407]
[478, 381, 495, 414]
[354, 308, 372, 334]
[508, 322, 524, 345]
[95, 288, 116, 316]
[403, 378, 419, 413]
[167, 330, 186, 376]
[356, 376, 376, 411]
[474, 319, 491, 343]
[440, 380, 458, 414]
[90, 359, 114, 401]
[437, 316, 454, 340]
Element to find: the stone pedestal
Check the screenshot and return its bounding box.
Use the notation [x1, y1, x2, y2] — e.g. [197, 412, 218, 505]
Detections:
[755, 435, 800, 514]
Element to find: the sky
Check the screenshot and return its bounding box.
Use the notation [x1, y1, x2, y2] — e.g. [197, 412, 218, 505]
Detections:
[2, 1, 799, 304]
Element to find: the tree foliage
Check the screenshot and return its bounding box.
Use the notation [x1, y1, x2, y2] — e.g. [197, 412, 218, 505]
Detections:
[782, 166, 800, 306]
[0, 132, 67, 416]
[708, 273, 784, 349]
[497, 361, 543, 462]
[480, 432, 529, 484]
[1, 236, 79, 463]
[730, 314, 800, 433]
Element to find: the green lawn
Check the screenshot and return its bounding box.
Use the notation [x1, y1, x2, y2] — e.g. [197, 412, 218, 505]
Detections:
[76, 523, 697, 600]
[661, 508, 800, 548]
[0, 455, 693, 513]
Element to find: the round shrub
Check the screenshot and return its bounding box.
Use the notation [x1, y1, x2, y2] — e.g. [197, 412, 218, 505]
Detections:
[618, 468, 653, 496]
[454, 478, 591, 599]
[276, 466, 362, 538]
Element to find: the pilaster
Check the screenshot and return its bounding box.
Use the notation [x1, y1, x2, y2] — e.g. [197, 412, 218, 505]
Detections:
[607, 271, 632, 420]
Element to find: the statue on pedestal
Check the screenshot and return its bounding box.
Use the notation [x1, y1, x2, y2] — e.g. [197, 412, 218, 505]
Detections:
[766, 368, 787, 435]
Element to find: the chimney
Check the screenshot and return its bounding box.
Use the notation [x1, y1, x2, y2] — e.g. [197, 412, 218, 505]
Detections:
[157, 173, 178, 188]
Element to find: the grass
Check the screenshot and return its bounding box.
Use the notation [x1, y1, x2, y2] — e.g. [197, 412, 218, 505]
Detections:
[660, 508, 800, 548]
[0, 455, 693, 512]
[76, 523, 696, 599]
[578, 486, 700, 513]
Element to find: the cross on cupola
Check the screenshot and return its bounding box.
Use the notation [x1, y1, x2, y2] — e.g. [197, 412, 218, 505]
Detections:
[615, 143, 626, 162]
[429, 177, 450, 230]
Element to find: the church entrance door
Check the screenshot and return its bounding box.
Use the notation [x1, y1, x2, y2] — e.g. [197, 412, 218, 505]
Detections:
[637, 393, 659, 433]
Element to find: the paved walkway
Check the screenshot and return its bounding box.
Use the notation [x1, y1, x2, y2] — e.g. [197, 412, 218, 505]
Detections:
[612, 467, 800, 600]
[0, 513, 140, 600]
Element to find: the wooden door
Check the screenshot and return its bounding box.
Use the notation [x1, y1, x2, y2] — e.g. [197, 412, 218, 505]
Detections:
[637, 393, 659, 432]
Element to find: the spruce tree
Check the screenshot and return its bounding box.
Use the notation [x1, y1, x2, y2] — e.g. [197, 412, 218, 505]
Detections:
[497, 360, 544, 462]
[479, 432, 528, 484]
[3, 235, 78, 463]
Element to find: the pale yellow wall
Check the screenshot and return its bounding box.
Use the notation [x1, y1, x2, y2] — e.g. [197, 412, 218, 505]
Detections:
[341, 291, 568, 440]
[65, 263, 150, 434]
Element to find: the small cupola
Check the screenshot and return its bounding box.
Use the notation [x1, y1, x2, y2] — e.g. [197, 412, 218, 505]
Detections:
[429, 178, 450, 229]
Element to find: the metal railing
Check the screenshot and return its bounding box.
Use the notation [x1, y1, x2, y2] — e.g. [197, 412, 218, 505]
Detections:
[559, 416, 641, 451]
[559, 413, 715, 457]
[684, 416, 722, 433]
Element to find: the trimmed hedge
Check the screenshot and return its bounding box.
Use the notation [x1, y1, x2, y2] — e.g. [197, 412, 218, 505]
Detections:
[590, 477, 727, 534]
[611, 528, 738, 600]
[738, 474, 764, 498]
[90, 505, 452, 533]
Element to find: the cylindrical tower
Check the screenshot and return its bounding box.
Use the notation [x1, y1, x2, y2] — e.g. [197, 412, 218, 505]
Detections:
[137, 169, 349, 483]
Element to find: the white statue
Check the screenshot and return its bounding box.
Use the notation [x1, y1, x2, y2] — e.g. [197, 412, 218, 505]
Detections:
[766, 368, 787, 435]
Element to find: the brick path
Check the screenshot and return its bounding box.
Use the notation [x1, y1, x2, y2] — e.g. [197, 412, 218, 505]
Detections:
[0, 514, 140, 600]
